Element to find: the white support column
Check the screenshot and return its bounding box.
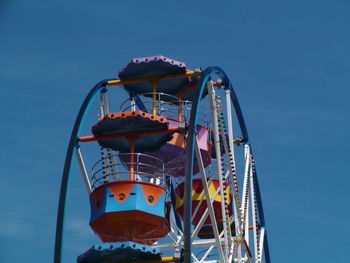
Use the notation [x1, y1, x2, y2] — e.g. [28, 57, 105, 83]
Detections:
[217, 87, 245, 263]
[99, 91, 119, 180]
[191, 172, 230, 242]
[228, 241, 235, 263]
[130, 96, 136, 111]
[208, 80, 229, 260]
[242, 145, 251, 261]
[216, 90, 242, 225]
[191, 174, 232, 243]
[106, 148, 119, 180]
[170, 215, 183, 236]
[167, 207, 183, 246]
[225, 89, 234, 156]
[167, 231, 179, 245]
[244, 198, 250, 250]
[249, 160, 258, 261]
[241, 238, 253, 263]
[219, 118, 242, 228]
[191, 186, 221, 240]
[100, 92, 109, 115]
[195, 137, 225, 263]
[199, 231, 225, 263]
[99, 92, 110, 180]
[225, 89, 241, 262]
[192, 185, 206, 220]
[191, 253, 200, 263]
[242, 145, 251, 231]
[153, 236, 226, 249]
[257, 227, 265, 263]
[75, 147, 92, 194]
[236, 147, 251, 263]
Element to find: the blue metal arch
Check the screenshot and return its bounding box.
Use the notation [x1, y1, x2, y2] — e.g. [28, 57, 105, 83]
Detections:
[228, 82, 249, 143]
[250, 147, 271, 263]
[53, 79, 116, 263]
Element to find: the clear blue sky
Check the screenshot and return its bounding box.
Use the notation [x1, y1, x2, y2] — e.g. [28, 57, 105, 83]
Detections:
[1, 0, 349, 262]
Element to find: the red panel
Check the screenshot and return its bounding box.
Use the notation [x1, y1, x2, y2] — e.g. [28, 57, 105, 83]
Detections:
[90, 210, 170, 245]
[90, 187, 105, 210]
[175, 179, 233, 226]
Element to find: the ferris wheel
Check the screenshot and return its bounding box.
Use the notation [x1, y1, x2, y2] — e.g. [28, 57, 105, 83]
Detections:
[54, 55, 271, 263]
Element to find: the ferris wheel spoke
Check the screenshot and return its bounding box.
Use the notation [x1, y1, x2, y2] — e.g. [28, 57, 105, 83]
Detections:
[75, 146, 92, 194]
[191, 186, 221, 241]
[241, 145, 251, 231]
[257, 227, 265, 263]
[191, 253, 200, 263]
[249, 155, 259, 261]
[207, 81, 230, 259]
[194, 136, 225, 262]
[192, 189, 206, 221]
[166, 231, 180, 246]
[215, 97, 243, 236]
[199, 231, 225, 263]
[169, 215, 184, 237]
[168, 223, 182, 242]
[199, 247, 214, 263]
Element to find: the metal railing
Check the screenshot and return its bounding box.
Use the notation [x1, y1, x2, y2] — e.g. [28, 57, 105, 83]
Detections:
[119, 92, 208, 125]
[90, 152, 166, 189]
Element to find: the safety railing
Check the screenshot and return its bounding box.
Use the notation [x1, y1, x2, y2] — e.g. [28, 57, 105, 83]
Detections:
[119, 92, 208, 125]
[90, 153, 166, 189]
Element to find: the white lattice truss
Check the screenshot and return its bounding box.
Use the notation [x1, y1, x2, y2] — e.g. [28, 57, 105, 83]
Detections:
[149, 82, 268, 263]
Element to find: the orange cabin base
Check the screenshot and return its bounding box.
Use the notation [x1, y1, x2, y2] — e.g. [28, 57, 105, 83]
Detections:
[90, 210, 170, 245]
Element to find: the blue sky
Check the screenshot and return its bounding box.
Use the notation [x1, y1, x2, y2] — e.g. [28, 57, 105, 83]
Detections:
[1, 0, 349, 262]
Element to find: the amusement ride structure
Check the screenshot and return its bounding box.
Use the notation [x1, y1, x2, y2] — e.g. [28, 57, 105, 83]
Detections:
[54, 56, 271, 263]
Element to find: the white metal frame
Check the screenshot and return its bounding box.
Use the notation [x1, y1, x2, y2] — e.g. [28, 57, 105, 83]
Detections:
[153, 80, 267, 263]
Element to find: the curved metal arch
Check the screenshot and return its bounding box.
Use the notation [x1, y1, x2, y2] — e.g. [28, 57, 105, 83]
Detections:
[53, 79, 116, 263]
[183, 66, 249, 262]
[228, 82, 249, 142]
[250, 147, 271, 263]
